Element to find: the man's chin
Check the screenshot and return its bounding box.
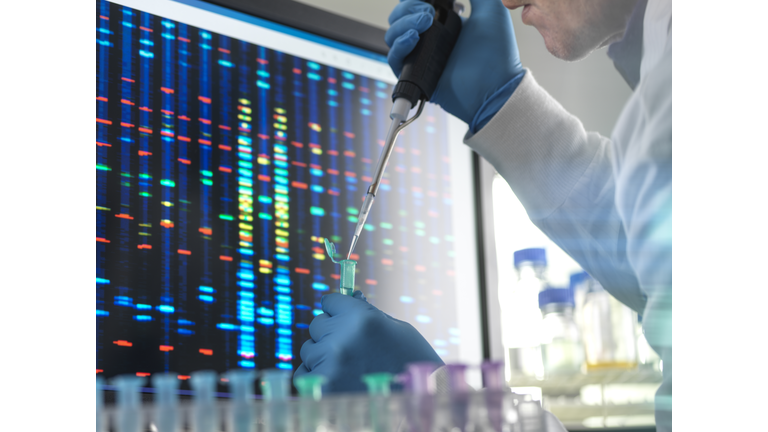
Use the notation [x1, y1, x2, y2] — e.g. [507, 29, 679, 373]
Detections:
[542, 33, 594, 62]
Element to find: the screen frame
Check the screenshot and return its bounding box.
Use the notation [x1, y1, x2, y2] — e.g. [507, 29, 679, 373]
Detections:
[200, 0, 389, 55]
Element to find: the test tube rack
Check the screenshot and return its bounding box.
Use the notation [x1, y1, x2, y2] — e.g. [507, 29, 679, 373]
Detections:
[97, 382, 547, 432]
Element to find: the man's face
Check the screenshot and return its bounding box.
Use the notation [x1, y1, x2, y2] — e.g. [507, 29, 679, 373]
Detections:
[502, 0, 639, 61]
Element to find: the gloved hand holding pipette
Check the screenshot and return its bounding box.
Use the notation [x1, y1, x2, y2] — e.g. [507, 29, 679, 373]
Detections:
[347, 0, 526, 259]
[386, 0, 526, 132]
[293, 291, 444, 393]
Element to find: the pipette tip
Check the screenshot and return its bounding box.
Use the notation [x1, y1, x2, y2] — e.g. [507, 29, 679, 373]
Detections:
[347, 235, 359, 260]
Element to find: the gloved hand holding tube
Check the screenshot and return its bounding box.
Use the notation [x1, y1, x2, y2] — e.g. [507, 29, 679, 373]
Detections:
[293, 291, 444, 393]
[386, 0, 526, 132]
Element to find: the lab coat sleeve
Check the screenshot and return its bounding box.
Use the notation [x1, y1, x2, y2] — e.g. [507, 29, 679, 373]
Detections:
[463, 70, 647, 313]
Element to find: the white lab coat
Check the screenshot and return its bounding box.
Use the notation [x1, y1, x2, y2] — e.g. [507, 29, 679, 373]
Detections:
[463, 0, 672, 430]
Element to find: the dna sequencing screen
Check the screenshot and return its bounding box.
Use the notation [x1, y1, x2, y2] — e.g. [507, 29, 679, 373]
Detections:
[96, 0, 469, 384]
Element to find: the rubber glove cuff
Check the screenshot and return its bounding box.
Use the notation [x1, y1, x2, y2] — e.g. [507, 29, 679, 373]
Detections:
[469, 70, 526, 134]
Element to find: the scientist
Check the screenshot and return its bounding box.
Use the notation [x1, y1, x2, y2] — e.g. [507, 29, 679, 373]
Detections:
[295, 0, 672, 430]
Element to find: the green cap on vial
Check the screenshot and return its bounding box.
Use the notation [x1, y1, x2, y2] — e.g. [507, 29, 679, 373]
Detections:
[294, 374, 327, 400]
[362, 372, 394, 396]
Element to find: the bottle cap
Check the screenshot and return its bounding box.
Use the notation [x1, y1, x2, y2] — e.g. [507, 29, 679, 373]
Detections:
[569, 271, 589, 290]
[538, 287, 574, 308]
[513, 248, 546, 267]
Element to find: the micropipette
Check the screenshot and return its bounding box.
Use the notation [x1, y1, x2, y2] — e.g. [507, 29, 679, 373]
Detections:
[347, 0, 463, 259]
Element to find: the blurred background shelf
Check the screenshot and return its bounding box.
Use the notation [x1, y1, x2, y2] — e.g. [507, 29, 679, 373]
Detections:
[509, 368, 662, 430]
[509, 368, 662, 394]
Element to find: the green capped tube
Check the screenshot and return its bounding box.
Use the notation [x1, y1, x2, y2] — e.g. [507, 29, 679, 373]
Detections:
[296, 375, 327, 432]
[295, 374, 327, 400]
[363, 372, 394, 432]
[325, 238, 356, 296]
[362, 372, 394, 396]
[339, 259, 356, 296]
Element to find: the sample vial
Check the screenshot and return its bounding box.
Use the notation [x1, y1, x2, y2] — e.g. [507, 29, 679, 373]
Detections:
[260, 368, 292, 401]
[339, 259, 357, 296]
[190, 370, 219, 432]
[361, 372, 394, 396]
[295, 374, 327, 400]
[111, 375, 145, 432]
[325, 238, 357, 296]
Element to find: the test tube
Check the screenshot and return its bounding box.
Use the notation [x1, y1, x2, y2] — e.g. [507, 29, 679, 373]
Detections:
[295, 375, 327, 432]
[96, 376, 104, 432]
[394, 372, 412, 392]
[111, 375, 146, 432]
[325, 239, 358, 296]
[260, 369, 292, 432]
[362, 373, 394, 432]
[518, 397, 545, 432]
[444, 364, 469, 394]
[339, 259, 356, 296]
[295, 374, 327, 400]
[480, 361, 507, 432]
[190, 370, 218, 432]
[480, 360, 505, 390]
[362, 373, 394, 396]
[152, 373, 179, 432]
[405, 362, 438, 395]
[443, 364, 470, 431]
[404, 362, 438, 432]
[259, 369, 292, 401]
[224, 369, 257, 432]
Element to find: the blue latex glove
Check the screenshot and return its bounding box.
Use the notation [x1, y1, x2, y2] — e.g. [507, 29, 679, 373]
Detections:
[294, 291, 444, 393]
[386, 0, 526, 133]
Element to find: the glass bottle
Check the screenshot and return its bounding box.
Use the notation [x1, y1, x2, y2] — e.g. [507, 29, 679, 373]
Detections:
[569, 271, 590, 332]
[539, 287, 585, 376]
[499, 248, 547, 381]
[581, 276, 638, 371]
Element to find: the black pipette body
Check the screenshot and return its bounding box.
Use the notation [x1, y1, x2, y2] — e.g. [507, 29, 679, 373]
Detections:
[348, 0, 462, 258]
